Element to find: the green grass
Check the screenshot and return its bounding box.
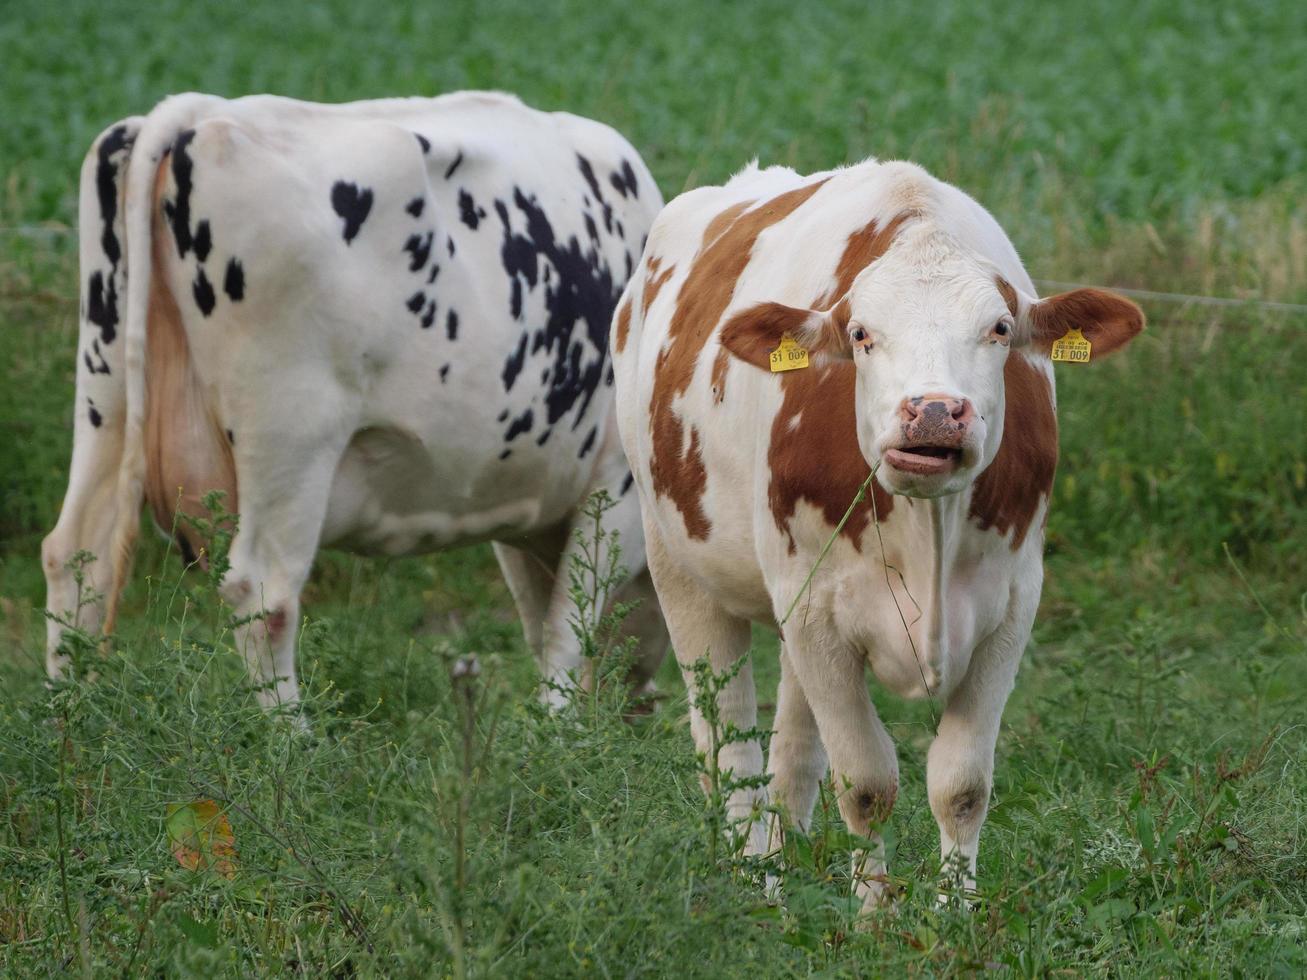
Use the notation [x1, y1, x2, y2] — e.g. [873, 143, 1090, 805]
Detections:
[2, 0, 1305, 975]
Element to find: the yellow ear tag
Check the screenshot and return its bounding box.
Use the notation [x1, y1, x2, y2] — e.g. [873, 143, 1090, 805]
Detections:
[769, 333, 810, 373]
[1050, 327, 1092, 364]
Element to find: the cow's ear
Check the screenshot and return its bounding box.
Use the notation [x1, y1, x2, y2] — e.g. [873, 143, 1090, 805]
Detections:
[1023, 287, 1145, 358]
[719, 300, 852, 371]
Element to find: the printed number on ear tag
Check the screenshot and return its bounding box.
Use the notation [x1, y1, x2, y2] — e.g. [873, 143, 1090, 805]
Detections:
[769, 334, 810, 373]
[1051, 327, 1092, 364]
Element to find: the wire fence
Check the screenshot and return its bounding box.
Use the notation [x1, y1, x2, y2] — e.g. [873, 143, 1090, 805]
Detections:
[4, 225, 1305, 318]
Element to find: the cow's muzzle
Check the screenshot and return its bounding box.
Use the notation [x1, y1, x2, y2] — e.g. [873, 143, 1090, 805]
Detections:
[885, 393, 975, 476]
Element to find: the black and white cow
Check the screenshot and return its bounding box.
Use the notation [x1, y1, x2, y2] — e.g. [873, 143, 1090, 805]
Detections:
[42, 91, 667, 708]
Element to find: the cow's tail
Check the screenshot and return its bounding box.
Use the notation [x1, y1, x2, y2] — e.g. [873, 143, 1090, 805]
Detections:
[103, 93, 222, 635]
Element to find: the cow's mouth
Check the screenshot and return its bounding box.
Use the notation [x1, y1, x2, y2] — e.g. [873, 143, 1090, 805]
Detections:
[884, 445, 963, 475]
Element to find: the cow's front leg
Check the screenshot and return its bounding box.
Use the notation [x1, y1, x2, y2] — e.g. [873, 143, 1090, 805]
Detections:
[785, 628, 899, 910]
[765, 644, 827, 850]
[925, 599, 1034, 899]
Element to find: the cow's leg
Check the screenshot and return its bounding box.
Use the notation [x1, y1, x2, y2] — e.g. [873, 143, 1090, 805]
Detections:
[785, 632, 899, 909]
[43, 118, 144, 677]
[42, 422, 124, 677]
[644, 521, 766, 854]
[603, 566, 670, 697]
[764, 645, 828, 850]
[538, 476, 667, 705]
[925, 602, 1033, 898]
[493, 533, 564, 666]
[220, 447, 344, 713]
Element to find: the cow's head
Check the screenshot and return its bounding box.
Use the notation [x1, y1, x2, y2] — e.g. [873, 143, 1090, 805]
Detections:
[720, 224, 1144, 498]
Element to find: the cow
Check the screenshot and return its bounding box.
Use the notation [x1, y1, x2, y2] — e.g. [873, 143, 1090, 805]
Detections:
[42, 91, 668, 711]
[613, 158, 1142, 908]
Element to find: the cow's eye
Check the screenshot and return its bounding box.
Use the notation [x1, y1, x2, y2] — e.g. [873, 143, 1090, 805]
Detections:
[991, 319, 1012, 342]
[994, 321, 1009, 336]
[850, 325, 870, 346]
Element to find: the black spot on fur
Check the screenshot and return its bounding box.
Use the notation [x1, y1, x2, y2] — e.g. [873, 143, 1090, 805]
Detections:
[447, 236, 456, 257]
[505, 408, 534, 441]
[458, 190, 485, 230]
[502, 333, 528, 390]
[578, 425, 598, 458]
[86, 271, 118, 345]
[444, 150, 464, 180]
[83, 340, 110, 375]
[331, 181, 373, 244]
[427, 263, 442, 285]
[577, 154, 605, 206]
[493, 187, 619, 431]
[446, 309, 459, 340]
[624, 251, 634, 280]
[498, 448, 511, 460]
[87, 125, 135, 348]
[619, 472, 634, 496]
[226, 428, 235, 444]
[497, 409, 510, 423]
[193, 269, 216, 316]
[223, 258, 244, 301]
[414, 132, 431, 154]
[176, 533, 199, 567]
[583, 213, 599, 242]
[609, 171, 628, 198]
[440, 364, 450, 382]
[407, 291, 426, 314]
[621, 159, 640, 198]
[536, 427, 552, 446]
[87, 400, 102, 428]
[406, 196, 425, 218]
[193, 219, 212, 262]
[404, 231, 434, 272]
[167, 130, 198, 258]
[95, 125, 132, 268]
[420, 300, 437, 329]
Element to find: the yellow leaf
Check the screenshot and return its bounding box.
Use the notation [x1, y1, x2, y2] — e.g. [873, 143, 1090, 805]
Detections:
[166, 800, 237, 878]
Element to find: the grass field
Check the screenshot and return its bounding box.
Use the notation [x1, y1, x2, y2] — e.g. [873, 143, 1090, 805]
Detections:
[2, 0, 1305, 975]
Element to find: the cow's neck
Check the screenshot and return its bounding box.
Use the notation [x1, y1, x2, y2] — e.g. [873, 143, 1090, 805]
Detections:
[886, 493, 966, 693]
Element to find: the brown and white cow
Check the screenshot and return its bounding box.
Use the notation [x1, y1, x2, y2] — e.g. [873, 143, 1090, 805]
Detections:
[43, 91, 667, 710]
[613, 159, 1142, 906]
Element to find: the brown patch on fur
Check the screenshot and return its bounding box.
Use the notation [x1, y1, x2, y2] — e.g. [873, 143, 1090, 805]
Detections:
[709, 347, 730, 403]
[642, 255, 676, 316]
[968, 354, 1057, 549]
[650, 182, 829, 538]
[817, 212, 914, 305]
[764, 217, 914, 549]
[144, 159, 238, 562]
[613, 295, 633, 354]
[702, 200, 755, 248]
[995, 275, 1019, 317]
[767, 363, 894, 551]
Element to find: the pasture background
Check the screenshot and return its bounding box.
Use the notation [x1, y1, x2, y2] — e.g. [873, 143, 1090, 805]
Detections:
[1, 0, 1304, 974]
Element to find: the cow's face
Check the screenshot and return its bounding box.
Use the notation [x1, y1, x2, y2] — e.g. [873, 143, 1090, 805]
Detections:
[836, 237, 1017, 496]
[720, 230, 1144, 499]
